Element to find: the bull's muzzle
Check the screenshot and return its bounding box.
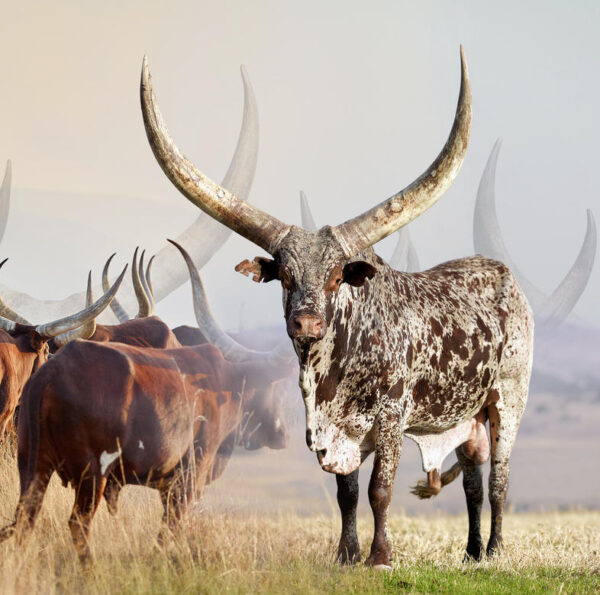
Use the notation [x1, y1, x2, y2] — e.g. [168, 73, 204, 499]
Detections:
[288, 314, 325, 342]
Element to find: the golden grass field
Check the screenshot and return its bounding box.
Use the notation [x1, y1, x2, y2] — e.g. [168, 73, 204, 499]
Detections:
[0, 437, 598, 594]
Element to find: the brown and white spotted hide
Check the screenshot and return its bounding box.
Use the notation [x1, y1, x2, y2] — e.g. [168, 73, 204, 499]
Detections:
[239, 227, 533, 566]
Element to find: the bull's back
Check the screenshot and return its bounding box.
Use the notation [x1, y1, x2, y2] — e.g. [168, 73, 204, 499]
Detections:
[401, 256, 532, 428]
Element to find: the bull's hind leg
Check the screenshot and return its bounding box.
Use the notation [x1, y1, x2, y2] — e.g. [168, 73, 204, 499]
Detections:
[486, 374, 528, 557]
[336, 469, 360, 564]
[456, 446, 484, 561]
[0, 463, 53, 544]
[69, 473, 106, 564]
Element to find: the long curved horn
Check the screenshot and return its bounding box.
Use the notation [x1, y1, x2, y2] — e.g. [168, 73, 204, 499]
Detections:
[52, 272, 98, 347]
[300, 191, 317, 232]
[0, 315, 16, 333]
[145, 255, 155, 305]
[389, 228, 421, 272]
[35, 266, 127, 339]
[332, 47, 471, 257]
[0, 258, 32, 324]
[0, 65, 260, 323]
[168, 239, 293, 367]
[302, 191, 421, 272]
[102, 253, 130, 323]
[0, 161, 11, 244]
[474, 140, 597, 322]
[131, 248, 151, 318]
[138, 250, 155, 316]
[142, 58, 290, 255]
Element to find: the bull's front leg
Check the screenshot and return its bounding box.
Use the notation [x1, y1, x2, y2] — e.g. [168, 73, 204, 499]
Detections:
[365, 418, 403, 569]
[336, 468, 360, 564]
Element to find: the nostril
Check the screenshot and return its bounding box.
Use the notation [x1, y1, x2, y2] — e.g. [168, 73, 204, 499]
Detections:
[306, 429, 313, 449]
[317, 448, 327, 460]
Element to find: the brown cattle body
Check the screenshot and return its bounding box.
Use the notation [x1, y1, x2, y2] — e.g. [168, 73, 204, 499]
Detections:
[1, 339, 288, 561]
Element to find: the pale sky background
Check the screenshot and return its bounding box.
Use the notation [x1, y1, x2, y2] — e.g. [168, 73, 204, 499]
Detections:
[0, 1, 597, 330]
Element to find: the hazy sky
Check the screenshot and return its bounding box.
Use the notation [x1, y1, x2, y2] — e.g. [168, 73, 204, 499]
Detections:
[0, 1, 597, 329]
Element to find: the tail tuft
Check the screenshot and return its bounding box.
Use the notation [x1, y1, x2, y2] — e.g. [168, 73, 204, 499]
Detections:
[410, 462, 462, 500]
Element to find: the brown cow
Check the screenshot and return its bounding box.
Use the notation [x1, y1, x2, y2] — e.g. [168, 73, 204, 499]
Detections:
[0, 336, 294, 562]
[0, 264, 126, 439]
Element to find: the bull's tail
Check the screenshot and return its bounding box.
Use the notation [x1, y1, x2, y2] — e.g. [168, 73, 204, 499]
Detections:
[410, 462, 462, 500]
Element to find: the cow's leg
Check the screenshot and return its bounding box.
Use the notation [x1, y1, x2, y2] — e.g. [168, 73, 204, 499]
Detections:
[455, 446, 484, 561]
[0, 464, 53, 543]
[336, 469, 360, 564]
[365, 424, 402, 569]
[487, 376, 528, 557]
[103, 477, 121, 516]
[68, 474, 106, 564]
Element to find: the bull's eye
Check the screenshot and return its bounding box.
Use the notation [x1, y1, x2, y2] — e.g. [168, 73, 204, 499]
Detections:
[325, 265, 344, 292]
[280, 267, 294, 291]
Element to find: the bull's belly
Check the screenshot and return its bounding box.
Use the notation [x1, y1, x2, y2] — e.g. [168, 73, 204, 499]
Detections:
[405, 377, 490, 431]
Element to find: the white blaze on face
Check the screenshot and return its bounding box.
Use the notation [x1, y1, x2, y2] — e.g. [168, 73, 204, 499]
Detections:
[100, 448, 122, 475]
[274, 418, 281, 431]
[138, 440, 145, 449]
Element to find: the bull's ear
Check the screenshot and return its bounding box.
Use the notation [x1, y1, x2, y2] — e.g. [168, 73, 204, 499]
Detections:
[235, 257, 280, 283]
[342, 261, 377, 287]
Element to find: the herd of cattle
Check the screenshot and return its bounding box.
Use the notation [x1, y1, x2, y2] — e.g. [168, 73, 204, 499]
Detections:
[0, 47, 595, 570]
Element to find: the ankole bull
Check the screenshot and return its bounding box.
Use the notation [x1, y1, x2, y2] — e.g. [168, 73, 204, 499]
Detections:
[141, 47, 534, 568]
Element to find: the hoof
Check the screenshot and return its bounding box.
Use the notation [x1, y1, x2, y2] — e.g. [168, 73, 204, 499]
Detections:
[463, 541, 484, 563]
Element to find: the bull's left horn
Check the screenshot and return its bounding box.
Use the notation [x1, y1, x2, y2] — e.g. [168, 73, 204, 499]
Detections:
[35, 266, 127, 339]
[332, 46, 471, 257]
[141, 57, 290, 255]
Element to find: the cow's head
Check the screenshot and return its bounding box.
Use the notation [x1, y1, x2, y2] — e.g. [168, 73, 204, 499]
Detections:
[234, 226, 377, 346]
[142, 48, 471, 469]
[240, 380, 289, 450]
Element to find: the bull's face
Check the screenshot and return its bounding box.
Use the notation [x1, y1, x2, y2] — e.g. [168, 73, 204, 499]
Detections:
[240, 382, 289, 450]
[236, 227, 377, 347]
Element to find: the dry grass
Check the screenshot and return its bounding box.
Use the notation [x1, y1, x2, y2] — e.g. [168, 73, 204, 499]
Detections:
[0, 439, 598, 594]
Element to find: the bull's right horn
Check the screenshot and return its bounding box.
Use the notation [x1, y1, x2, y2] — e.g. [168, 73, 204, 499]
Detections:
[35, 266, 127, 339]
[141, 58, 290, 256]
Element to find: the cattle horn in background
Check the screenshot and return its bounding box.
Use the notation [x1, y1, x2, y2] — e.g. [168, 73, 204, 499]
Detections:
[142, 47, 470, 257]
[103, 249, 156, 321]
[474, 140, 597, 325]
[168, 239, 294, 368]
[300, 190, 420, 272]
[52, 272, 98, 346]
[0, 259, 31, 324]
[0, 161, 11, 244]
[0, 65, 259, 322]
[0, 265, 127, 338]
[102, 254, 130, 323]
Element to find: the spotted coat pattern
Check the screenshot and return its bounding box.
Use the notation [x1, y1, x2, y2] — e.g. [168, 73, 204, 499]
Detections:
[245, 225, 534, 567]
